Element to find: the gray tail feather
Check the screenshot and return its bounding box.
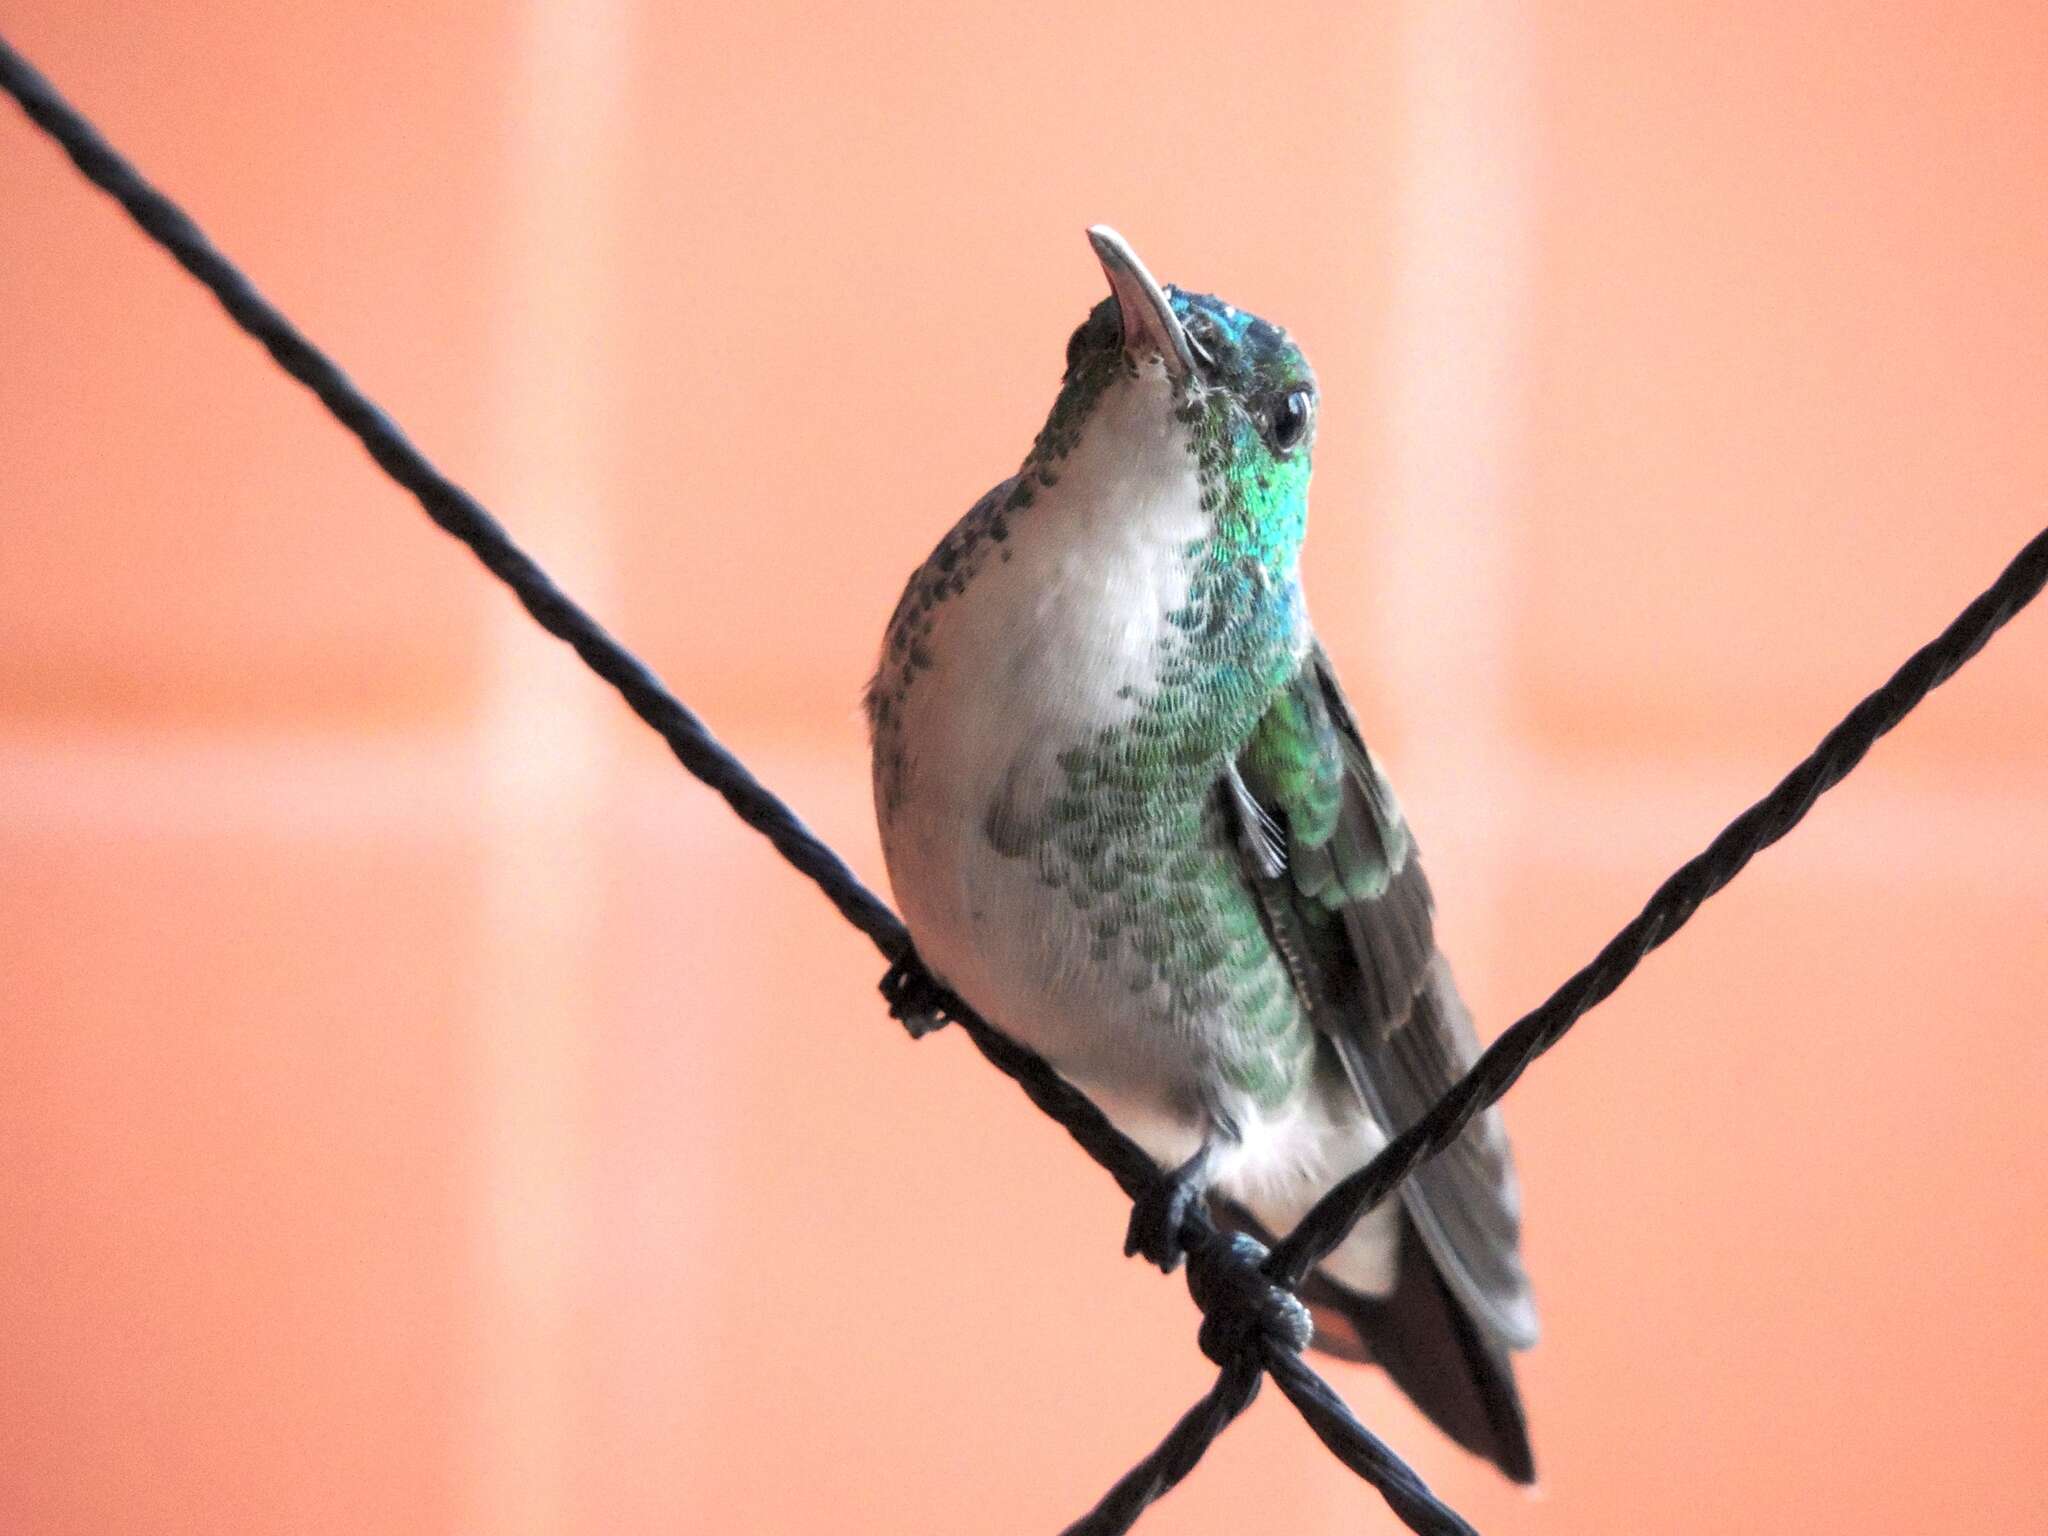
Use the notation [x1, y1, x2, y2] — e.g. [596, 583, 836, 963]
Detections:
[1218, 1202, 1536, 1485]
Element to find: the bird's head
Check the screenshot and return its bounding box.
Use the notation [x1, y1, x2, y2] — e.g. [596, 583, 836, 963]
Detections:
[1042, 226, 1319, 572]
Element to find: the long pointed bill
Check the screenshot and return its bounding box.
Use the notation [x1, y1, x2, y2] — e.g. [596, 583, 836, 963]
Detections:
[1087, 225, 1195, 380]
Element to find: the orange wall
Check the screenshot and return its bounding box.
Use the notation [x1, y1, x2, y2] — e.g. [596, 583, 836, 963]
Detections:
[2, 4, 2043, 1534]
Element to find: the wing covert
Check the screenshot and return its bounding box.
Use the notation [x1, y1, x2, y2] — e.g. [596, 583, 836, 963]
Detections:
[1231, 644, 1537, 1350]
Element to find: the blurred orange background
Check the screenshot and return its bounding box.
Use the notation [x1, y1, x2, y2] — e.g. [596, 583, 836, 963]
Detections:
[3, 3, 2045, 1533]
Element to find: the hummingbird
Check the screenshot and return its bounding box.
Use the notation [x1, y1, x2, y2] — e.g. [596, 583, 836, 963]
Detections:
[867, 227, 1538, 1482]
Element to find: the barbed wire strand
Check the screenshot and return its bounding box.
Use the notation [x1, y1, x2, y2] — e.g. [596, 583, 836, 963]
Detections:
[5, 31, 2044, 1536]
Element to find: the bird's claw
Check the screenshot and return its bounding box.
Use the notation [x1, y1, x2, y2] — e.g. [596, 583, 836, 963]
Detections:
[1124, 1149, 1212, 1274]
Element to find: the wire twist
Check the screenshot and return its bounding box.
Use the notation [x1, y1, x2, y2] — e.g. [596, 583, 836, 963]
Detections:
[5, 30, 2043, 1535]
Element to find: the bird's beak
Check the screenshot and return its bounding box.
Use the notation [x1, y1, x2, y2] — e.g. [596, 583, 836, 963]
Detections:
[1087, 225, 1194, 381]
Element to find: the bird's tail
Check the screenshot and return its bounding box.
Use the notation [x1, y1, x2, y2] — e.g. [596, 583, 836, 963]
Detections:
[1218, 1202, 1536, 1485]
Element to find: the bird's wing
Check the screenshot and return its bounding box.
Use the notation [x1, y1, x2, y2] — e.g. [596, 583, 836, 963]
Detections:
[1231, 641, 1538, 1350]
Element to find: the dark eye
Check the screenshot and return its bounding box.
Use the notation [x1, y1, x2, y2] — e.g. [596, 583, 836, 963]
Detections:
[1265, 388, 1314, 452]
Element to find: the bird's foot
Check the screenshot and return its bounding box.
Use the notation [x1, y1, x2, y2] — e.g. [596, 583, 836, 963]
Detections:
[1124, 1143, 1216, 1274]
[880, 953, 953, 1039]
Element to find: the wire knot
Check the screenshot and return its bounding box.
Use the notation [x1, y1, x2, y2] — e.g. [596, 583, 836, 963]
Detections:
[1187, 1230, 1314, 1365]
[880, 953, 955, 1039]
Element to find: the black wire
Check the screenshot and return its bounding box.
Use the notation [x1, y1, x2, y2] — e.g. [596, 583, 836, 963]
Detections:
[1269, 1350, 1479, 1536]
[6, 29, 2044, 1536]
[1061, 1358, 1263, 1536]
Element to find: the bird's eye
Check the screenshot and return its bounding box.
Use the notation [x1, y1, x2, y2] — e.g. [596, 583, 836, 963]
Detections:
[1265, 388, 1315, 452]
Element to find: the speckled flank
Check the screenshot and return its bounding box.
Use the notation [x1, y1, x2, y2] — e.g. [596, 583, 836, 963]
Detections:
[866, 322, 1126, 818]
[871, 285, 1325, 1109]
[867, 479, 1009, 818]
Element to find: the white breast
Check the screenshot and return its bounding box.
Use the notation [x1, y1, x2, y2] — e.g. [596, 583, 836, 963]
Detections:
[876, 364, 1207, 1090]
